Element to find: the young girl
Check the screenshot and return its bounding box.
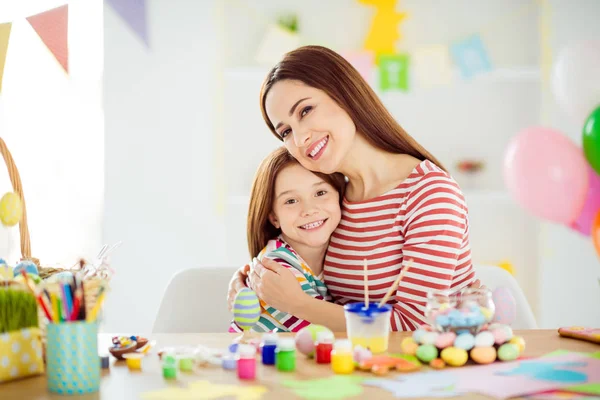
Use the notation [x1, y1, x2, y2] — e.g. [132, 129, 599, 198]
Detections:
[229, 146, 345, 332]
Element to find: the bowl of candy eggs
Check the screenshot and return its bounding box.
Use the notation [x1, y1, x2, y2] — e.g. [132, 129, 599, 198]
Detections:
[425, 288, 495, 334]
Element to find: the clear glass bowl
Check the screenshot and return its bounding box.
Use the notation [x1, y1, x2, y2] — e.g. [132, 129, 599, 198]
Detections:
[425, 288, 495, 334]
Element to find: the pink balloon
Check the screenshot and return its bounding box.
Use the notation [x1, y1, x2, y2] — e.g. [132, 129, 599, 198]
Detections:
[570, 165, 600, 236]
[503, 127, 589, 225]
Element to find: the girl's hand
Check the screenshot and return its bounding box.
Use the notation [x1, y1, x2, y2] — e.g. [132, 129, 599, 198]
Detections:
[227, 264, 251, 311]
[470, 279, 487, 291]
[248, 258, 307, 314]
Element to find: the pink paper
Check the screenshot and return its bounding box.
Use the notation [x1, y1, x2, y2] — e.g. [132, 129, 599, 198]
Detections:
[341, 51, 375, 82]
[451, 353, 600, 399]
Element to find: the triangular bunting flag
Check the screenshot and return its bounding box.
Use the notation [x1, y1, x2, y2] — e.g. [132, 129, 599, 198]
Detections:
[105, 0, 149, 47]
[0, 23, 11, 92]
[26, 5, 69, 73]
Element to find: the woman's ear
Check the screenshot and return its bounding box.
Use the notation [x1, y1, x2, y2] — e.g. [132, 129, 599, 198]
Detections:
[269, 213, 280, 229]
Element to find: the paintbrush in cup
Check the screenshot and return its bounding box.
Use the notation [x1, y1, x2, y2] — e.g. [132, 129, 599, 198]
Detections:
[378, 259, 413, 308]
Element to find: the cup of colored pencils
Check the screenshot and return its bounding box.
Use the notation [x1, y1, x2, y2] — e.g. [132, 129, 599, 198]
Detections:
[31, 274, 106, 395]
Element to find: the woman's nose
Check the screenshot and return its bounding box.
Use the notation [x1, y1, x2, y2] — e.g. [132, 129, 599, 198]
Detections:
[294, 128, 312, 148]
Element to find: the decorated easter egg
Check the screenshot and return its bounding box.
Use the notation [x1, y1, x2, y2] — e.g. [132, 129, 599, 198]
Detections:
[492, 324, 513, 344]
[429, 358, 446, 369]
[295, 324, 332, 357]
[492, 287, 516, 325]
[420, 331, 439, 345]
[497, 343, 519, 361]
[412, 328, 427, 343]
[14, 260, 39, 277]
[435, 332, 456, 349]
[470, 347, 496, 364]
[0, 192, 22, 227]
[509, 336, 526, 353]
[13, 272, 41, 285]
[416, 344, 438, 363]
[474, 331, 495, 347]
[232, 288, 260, 331]
[0, 260, 12, 281]
[454, 333, 475, 350]
[400, 337, 419, 355]
[440, 347, 468, 367]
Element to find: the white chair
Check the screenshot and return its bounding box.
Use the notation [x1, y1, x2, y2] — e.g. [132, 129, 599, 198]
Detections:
[152, 267, 239, 333]
[474, 265, 538, 329]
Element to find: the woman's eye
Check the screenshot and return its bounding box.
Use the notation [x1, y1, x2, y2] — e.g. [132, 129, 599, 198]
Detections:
[316, 190, 327, 196]
[300, 106, 312, 118]
[285, 199, 297, 205]
[281, 128, 291, 139]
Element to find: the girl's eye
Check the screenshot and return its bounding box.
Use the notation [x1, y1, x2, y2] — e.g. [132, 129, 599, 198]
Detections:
[300, 106, 312, 118]
[316, 190, 327, 196]
[280, 128, 291, 139]
[285, 199, 297, 205]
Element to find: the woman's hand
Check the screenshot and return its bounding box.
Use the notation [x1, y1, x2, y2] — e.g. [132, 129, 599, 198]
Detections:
[227, 264, 250, 311]
[248, 258, 307, 314]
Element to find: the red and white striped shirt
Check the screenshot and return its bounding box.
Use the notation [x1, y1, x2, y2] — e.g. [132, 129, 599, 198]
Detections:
[323, 160, 475, 331]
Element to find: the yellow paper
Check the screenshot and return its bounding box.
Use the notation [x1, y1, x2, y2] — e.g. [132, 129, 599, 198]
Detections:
[0, 23, 12, 93]
[359, 0, 407, 54]
[0, 327, 44, 383]
[141, 380, 267, 400]
[412, 46, 453, 88]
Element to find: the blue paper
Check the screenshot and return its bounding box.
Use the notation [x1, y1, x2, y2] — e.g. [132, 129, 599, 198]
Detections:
[450, 34, 492, 79]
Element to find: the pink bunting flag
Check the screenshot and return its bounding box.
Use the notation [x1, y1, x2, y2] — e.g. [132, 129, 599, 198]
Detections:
[27, 5, 69, 73]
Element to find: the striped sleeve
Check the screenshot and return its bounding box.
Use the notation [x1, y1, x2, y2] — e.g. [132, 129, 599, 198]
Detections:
[391, 172, 475, 331]
[258, 256, 312, 332]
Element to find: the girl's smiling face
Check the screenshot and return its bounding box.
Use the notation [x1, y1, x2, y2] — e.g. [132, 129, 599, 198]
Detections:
[269, 163, 341, 252]
[265, 79, 357, 175]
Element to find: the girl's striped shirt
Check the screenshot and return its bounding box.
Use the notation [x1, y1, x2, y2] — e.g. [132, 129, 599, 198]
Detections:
[229, 236, 331, 333]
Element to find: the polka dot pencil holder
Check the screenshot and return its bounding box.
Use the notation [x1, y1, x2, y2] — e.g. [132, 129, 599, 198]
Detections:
[0, 327, 45, 383]
[46, 321, 100, 395]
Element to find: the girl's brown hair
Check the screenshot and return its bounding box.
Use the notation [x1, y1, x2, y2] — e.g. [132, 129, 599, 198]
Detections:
[247, 147, 346, 258]
[259, 45, 446, 171]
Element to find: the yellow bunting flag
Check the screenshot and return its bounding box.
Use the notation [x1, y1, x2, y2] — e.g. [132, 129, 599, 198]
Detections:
[0, 23, 11, 93]
[359, 0, 407, 55]
[26, 4, 68, 73]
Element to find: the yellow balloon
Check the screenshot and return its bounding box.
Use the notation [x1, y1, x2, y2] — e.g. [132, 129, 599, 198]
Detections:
[0, 192, 23, 226]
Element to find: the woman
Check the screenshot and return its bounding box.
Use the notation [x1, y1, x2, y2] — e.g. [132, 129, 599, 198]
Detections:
[228, 45, 477, 332]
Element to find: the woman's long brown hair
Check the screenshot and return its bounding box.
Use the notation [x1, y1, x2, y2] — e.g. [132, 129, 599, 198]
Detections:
[247, 147, 346, 258]
[259, 45, 446, 171]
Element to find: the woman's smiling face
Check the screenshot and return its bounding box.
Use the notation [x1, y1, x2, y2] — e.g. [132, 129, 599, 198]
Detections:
[265, 79, 356, 175]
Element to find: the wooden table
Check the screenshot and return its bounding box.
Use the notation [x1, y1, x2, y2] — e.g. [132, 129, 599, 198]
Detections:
[0, 330, 598, 399]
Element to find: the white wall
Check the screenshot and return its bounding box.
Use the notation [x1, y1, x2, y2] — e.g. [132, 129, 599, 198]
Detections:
[103, 0, 226, 332]
[103, 0, 600, 332]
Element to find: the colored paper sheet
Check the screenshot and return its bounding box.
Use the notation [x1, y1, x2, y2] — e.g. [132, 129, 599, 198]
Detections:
[359, 0, 407, 54]
[26, 5, 68, 73]
[141, 380, 267, 400]
[364, 372, 462, 398]
[449, 34, 492, 79]
[105, 0, 149, 47]
[413, 45, 453, 87]
[0, 23, 11, 92]
[378, 53, 409, 91]
[342, 51, 375, 82]
[450, 352, 600, 399]
[282, 376, 364, 400]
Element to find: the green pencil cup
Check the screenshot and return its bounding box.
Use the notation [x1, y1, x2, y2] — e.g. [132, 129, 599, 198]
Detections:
[46, 321, 100, 395]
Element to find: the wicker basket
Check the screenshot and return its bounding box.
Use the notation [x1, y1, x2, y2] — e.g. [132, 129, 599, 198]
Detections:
[0, 138, 107, 338]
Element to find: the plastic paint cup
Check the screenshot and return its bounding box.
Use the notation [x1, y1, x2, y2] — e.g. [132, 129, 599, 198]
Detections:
[344, 302, 392, 354]
[123, 353, 143, 370]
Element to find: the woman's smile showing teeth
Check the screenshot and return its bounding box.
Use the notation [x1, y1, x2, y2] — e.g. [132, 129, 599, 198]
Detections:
[307, 136, 329, 160]
[299, 219, 327, 230]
